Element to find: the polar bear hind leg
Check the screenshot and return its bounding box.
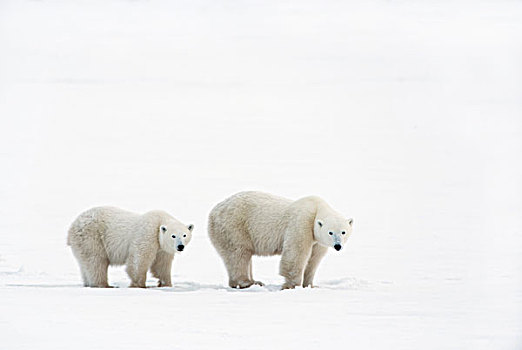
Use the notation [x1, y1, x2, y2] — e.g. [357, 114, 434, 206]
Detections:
[69, 236, 110, 287]
[75, 253, 110, 288]
[221, 249, 254, 289]
[209, 215, 263, 288]
[85, 256, 110, 287]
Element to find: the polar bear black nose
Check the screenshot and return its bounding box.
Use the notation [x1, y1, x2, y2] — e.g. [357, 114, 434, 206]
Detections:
[334, 244, 342, 251]
[177, 244, 185, 251]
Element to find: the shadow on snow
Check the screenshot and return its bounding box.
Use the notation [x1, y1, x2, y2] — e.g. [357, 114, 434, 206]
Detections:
[5, 277, 373, 292]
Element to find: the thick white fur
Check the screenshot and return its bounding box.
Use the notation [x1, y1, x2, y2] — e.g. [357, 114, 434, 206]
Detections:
[208, 191, 353, 289]
[67, 206, 193, 288]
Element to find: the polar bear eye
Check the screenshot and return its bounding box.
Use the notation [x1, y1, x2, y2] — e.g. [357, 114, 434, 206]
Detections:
[172, 235, 176, 239]
[329, 231, 333, 235]
[342, 231, 346, 235]
[183, 234, 187, 238]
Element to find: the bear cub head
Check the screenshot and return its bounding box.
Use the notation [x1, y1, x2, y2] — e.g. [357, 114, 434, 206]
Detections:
[158, 221, 194, 254]
[314, 216, 353, 251]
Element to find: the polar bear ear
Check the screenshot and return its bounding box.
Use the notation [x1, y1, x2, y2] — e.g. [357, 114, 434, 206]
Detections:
[187, 224, 194, 232]
[316, 220, 323, 228]
[348, 218, 353, 226]
[160, 225, 167, 233]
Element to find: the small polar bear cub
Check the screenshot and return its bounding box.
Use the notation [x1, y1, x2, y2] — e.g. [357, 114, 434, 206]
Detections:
[208, 191, 353, 290]
[67, 206, 193, 288]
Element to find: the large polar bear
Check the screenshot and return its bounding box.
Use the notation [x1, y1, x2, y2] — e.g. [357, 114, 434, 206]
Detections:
[67, 206, 193, 288]
[208, 191, 353, 289]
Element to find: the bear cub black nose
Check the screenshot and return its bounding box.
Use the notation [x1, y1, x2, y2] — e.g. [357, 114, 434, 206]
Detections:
[177, 244, 185, 251]
[334, 244, 342, 251]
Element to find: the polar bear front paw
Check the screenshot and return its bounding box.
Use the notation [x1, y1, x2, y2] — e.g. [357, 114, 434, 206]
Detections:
[157, 281, 172, 287]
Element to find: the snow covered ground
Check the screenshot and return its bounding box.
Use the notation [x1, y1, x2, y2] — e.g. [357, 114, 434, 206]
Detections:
[1, 0, 521, 349]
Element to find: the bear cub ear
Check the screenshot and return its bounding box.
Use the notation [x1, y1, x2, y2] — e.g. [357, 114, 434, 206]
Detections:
[316, 220, 323, 228]
[348, 218, 354, 226]
[160, 225, 167, 233]
[187, 224, 194, 232]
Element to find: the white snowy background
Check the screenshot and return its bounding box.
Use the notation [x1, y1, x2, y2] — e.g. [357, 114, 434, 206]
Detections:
[1, 0, 521, 349]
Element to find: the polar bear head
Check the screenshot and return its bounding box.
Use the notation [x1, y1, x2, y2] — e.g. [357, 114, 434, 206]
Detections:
[314, 215, 353, 251]
[158, 220, 194, 254]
